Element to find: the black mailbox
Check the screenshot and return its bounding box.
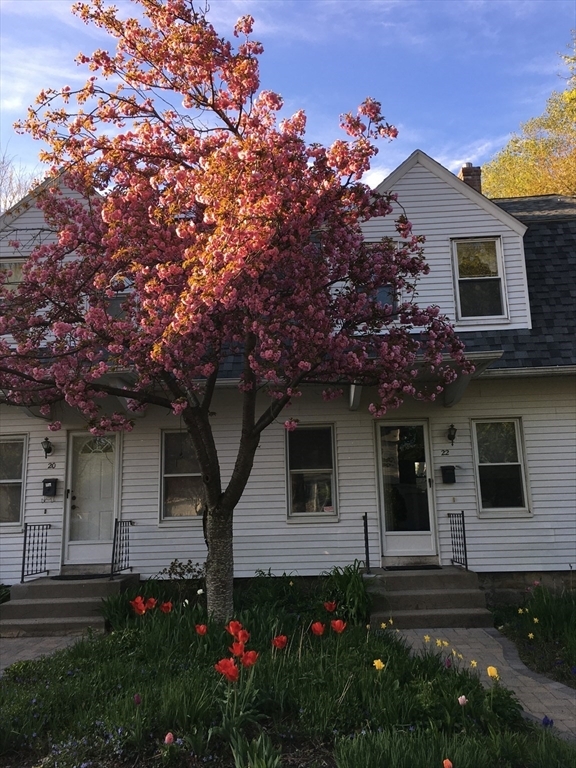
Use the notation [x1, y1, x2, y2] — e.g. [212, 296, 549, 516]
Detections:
[440, 465, 456, 484]
[42, 478, 58, 497]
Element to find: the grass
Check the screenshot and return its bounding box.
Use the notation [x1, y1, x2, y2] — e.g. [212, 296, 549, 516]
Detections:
[493, 584, 576, 690]
[1, 571, 575, 768]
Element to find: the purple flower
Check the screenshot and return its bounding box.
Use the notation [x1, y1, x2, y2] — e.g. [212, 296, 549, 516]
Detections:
[445, 656, 452, 669]
[542, 716, 554, 728]
[133, 693, 141, 706]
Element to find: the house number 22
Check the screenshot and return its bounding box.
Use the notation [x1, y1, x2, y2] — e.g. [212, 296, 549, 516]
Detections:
[441, 450, 450, 456]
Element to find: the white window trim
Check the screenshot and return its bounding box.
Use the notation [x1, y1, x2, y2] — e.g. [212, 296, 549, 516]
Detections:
[452, 237, 509, 324]
[286, 423, 339, 522]
[159, 430, 203, 525]
[0, 434, 28, 529]
[471, 418, 531, 518]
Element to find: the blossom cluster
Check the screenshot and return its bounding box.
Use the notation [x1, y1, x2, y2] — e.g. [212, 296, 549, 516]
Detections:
[129, 596, 172, 615]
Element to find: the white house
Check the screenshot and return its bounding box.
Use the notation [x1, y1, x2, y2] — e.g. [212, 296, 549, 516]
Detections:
[1, 150, 575, 586]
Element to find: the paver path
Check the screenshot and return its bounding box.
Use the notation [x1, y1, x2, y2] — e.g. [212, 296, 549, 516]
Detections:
[0, 635, 77, 675]
[398, 627, 576, 741]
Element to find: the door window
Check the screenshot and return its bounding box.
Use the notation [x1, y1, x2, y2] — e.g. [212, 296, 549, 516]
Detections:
[380, 425, 430, 532]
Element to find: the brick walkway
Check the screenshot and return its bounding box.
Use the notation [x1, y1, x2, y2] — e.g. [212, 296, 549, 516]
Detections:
[398, 627, 576, 741]
[0, 635, 77, 674]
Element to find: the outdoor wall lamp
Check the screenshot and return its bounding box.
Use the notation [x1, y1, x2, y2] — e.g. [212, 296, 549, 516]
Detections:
[447, 424, 457, 446]
[41, 437, 54, 458]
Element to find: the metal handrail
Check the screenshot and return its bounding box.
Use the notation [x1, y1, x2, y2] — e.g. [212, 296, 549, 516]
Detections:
[362, 512, 371, 574]
[110, 519, 134, 577]
[448, 510, 468, 570]
[21, 523, 52, 583]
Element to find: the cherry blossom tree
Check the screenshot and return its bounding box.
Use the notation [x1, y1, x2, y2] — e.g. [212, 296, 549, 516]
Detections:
[0, 0, 471, 621]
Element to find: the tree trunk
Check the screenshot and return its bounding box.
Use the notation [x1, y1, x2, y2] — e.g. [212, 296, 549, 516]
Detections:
[205, 504, 235, 623]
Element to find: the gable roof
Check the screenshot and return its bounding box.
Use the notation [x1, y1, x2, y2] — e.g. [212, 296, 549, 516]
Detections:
[375, 149, 527, 237]
[459, 195, 576, 373]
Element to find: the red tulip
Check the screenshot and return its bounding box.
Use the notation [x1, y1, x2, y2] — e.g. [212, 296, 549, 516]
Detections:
[214, 657, 239, 682]
[236, 628, 250, 644]
[195, 624, 208, 635]
[129, 596, 146, 615]
[241, 650, 259, 667]
[159, 601, 172, 613]
[311, 621, 325, 636]
[225, 620, 244, 638]
[324, 601, 337, 612]
[272, 635, 288, 649]
[331, 619, 347, 634]
[145, 597, 157, 610]
[230, 641, 245, 657]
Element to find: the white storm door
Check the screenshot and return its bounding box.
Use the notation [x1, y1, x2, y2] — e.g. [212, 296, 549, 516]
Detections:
[64, 434, 118, 565]
[378, 422, 437, 557]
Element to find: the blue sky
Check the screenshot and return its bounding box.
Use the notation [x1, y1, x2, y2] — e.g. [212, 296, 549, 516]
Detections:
[1, 0, 574, 187]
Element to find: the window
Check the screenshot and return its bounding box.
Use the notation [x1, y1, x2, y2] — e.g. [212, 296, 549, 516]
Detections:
[161, 432, 205, 519]
[0, 260, 25, 291]
[453, 239, 506, 319]
[473, 420, 529, 513]
[287, 425, 336, 516]
[0, 436, 26, 524]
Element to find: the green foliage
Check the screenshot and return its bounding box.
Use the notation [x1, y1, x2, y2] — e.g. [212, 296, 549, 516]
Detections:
[497, 584, 576, 688]
[335, 728, 576, 768]
[321, 560, 371, 624]
[230, 731, 281, 768]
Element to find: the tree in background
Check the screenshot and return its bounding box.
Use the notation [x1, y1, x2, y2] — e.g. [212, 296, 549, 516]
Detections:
[483, 39, 576, 198]
[0, 147, 38, 213]
[0, 0, 470, 621]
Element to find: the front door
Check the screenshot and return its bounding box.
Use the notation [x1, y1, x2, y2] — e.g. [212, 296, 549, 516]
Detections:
[378, 422, 437, 557]
[64, 434, 118, 565]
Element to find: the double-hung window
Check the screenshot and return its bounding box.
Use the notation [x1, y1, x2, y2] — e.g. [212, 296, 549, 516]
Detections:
[473, 419, 529, 514]
[161, 431, 205, 519]
[0, 260, 25, 292]
[0, 436, 26, 524]
[453, 239, 507, 319]
[287, 425, 337, 517]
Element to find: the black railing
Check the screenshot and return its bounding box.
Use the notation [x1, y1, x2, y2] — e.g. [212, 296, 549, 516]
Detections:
[362, 513, 371, 574]
[448, 511, 468, 570]
[110, 520, 134, 577]
[21, 523, 52, 583]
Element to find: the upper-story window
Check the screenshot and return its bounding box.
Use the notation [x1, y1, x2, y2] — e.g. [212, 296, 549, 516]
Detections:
[0, 260, 25, 292]
[0, 436, 27, 524]
[452, 238, 507, 320]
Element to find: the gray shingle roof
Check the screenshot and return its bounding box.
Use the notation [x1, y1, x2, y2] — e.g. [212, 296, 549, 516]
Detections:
[458, 196, 576, 370]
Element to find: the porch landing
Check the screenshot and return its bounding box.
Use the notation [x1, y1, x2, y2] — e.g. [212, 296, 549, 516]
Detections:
[366, 566, 493, 629]
[0, 573, 139, 637]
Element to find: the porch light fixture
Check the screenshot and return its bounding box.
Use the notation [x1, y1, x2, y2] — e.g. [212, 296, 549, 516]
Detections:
[41, 437, 54, 458]
[447, 424, 457, 446]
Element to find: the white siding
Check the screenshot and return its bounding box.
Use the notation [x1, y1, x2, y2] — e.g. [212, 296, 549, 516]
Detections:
[2, 376, 574, 583]
[361, 162, 531, 331]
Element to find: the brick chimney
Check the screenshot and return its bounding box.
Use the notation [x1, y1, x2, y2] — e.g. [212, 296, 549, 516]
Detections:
[458, 162, 482, 194]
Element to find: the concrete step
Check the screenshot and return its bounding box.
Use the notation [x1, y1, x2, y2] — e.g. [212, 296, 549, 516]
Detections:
[365, 567, 479, 594]
[0, 597, 104, 621]
[11, 574, 139, 600]
[372, 607, 494, 630]
[372, 588, 487, 612]
[0, 616, 106, 638]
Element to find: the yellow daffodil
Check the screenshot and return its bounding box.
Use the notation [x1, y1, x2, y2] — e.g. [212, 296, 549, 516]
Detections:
[528, 632, 534, 639]
[470, 660, 477, 668]
[533, 617, 539, 623]
[518, 608, 524, 614]
[436, 639, 442, 647]
[424, 634, 431, 643]
[373, 659, 385, 671]
[458, 653, 463, 660]
[442, 641, 449, 648]
[388, 618, 394, 625]
[452, 648, 457, 656]
[381, 622, 387, 629]
[487, 665, 499, 680]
